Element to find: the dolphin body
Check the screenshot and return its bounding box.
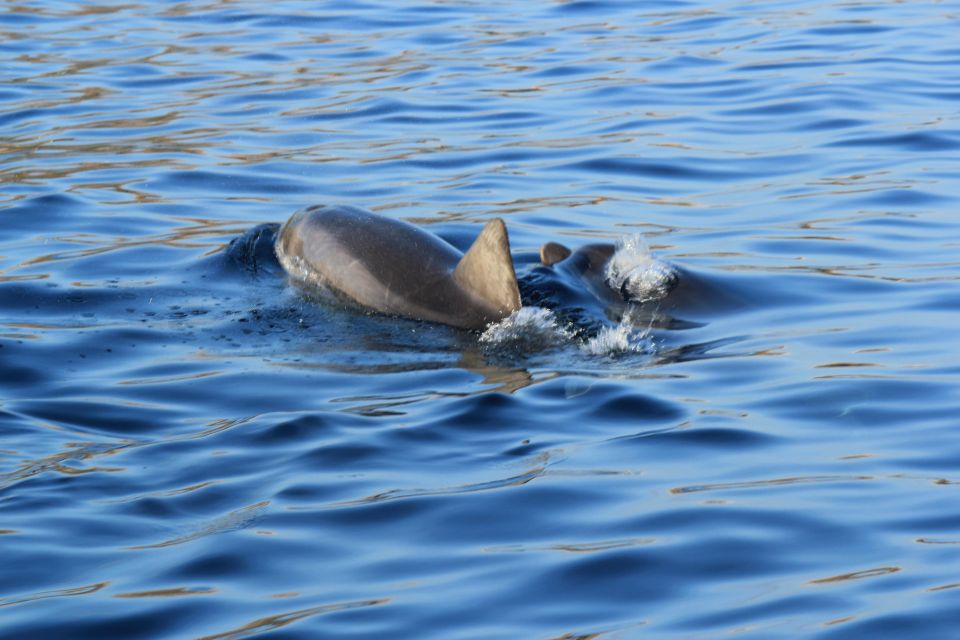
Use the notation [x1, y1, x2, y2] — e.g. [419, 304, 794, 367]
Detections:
[275, 204, 522, 330]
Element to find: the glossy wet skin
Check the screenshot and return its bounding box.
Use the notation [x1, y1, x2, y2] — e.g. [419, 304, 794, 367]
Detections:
[546, 242, 621, 304]
[274, 205, 688, 334]
[542, 241, 681, 306]
[535, 239, 740, 332]
[275, 205, 520, 330]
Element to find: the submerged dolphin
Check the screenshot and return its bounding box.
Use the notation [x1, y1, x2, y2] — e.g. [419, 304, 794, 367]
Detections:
[538, 240, 678, 305]
[276, 204, 521, 330]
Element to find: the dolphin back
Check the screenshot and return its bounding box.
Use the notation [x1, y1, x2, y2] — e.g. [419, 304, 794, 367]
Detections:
[276, 204, 520, 329]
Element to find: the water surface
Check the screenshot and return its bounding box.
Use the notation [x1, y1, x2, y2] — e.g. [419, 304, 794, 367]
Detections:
[3, 1, 960, 638]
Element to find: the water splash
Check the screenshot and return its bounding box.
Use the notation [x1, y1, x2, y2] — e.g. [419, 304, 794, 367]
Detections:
[480, 306, 653, 357]
[604, 234, 677, 304]
[581, 311, 654, 357]
[582, 321, 635, 356]
[479, 307, 571, 351]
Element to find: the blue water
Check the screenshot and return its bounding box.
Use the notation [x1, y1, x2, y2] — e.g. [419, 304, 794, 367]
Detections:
[3, 1, 960, 637]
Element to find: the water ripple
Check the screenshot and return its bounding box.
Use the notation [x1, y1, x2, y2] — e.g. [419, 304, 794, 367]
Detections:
[3, 0, 960, 638]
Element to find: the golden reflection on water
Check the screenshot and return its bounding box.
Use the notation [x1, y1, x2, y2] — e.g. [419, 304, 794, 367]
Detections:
[671, 474, 873, 495]
[546, 632, 605, 640]
[328, 467, 546, 508]
[118, 369, 225, 386]
[0, 331, 40, 340]
[814, 361, 879, 368]
[808, 566, 901, 585]
[5, 321, 103, 331]
[0, 581, 110, 608]
[484, 537, 657, 554]
[101, 480, 221, 505]
[331, 391, 443, 418]
[114, 586, 216, 599]
[196, 598, 390, 640]
[5, 217, 248, 273]
[823, 615, 857, 627]
[1, 441, 132, 491]
[0, 273, 48, 283]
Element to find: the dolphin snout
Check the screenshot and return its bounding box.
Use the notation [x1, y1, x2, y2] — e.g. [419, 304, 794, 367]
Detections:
[610, 262, 678, 304]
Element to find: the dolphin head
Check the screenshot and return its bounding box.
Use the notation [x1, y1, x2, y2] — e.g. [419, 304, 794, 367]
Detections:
[539, 238, 677, 305]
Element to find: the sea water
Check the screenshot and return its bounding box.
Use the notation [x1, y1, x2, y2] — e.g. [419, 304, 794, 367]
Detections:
[2, 1, 960, 638]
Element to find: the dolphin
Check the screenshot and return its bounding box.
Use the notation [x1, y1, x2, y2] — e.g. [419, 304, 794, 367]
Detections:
[539, 240, 678, 305]
[275, 204, 521, 330]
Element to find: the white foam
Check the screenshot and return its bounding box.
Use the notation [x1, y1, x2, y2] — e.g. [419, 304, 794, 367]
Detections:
[580, 313, 653, 356]
[604, 234, 676, 303]
[480, 306, 653, 357]
[480, 233, 676, 357]
[581, 321, 634, 355]
[479, 307, 571, 350]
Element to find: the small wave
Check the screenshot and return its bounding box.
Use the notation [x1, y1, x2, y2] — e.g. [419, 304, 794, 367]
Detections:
[605, 234, 677, 303]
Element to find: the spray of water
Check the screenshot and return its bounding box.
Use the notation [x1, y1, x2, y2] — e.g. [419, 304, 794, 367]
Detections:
[604, 234, 677, 304]
[481, 234, 672, 357]
[581, 307, 655, 356]
[481, 307, 654, 357]
[582, 321, 636, 356]
[479, 307, 572, 351]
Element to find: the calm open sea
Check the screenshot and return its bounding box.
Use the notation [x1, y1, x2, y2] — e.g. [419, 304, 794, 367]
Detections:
[3, 1, 960, 638]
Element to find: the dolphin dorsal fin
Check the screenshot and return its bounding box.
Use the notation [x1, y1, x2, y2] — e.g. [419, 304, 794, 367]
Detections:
[454, 218, 521, 314]
[539, 241, 572, 266]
